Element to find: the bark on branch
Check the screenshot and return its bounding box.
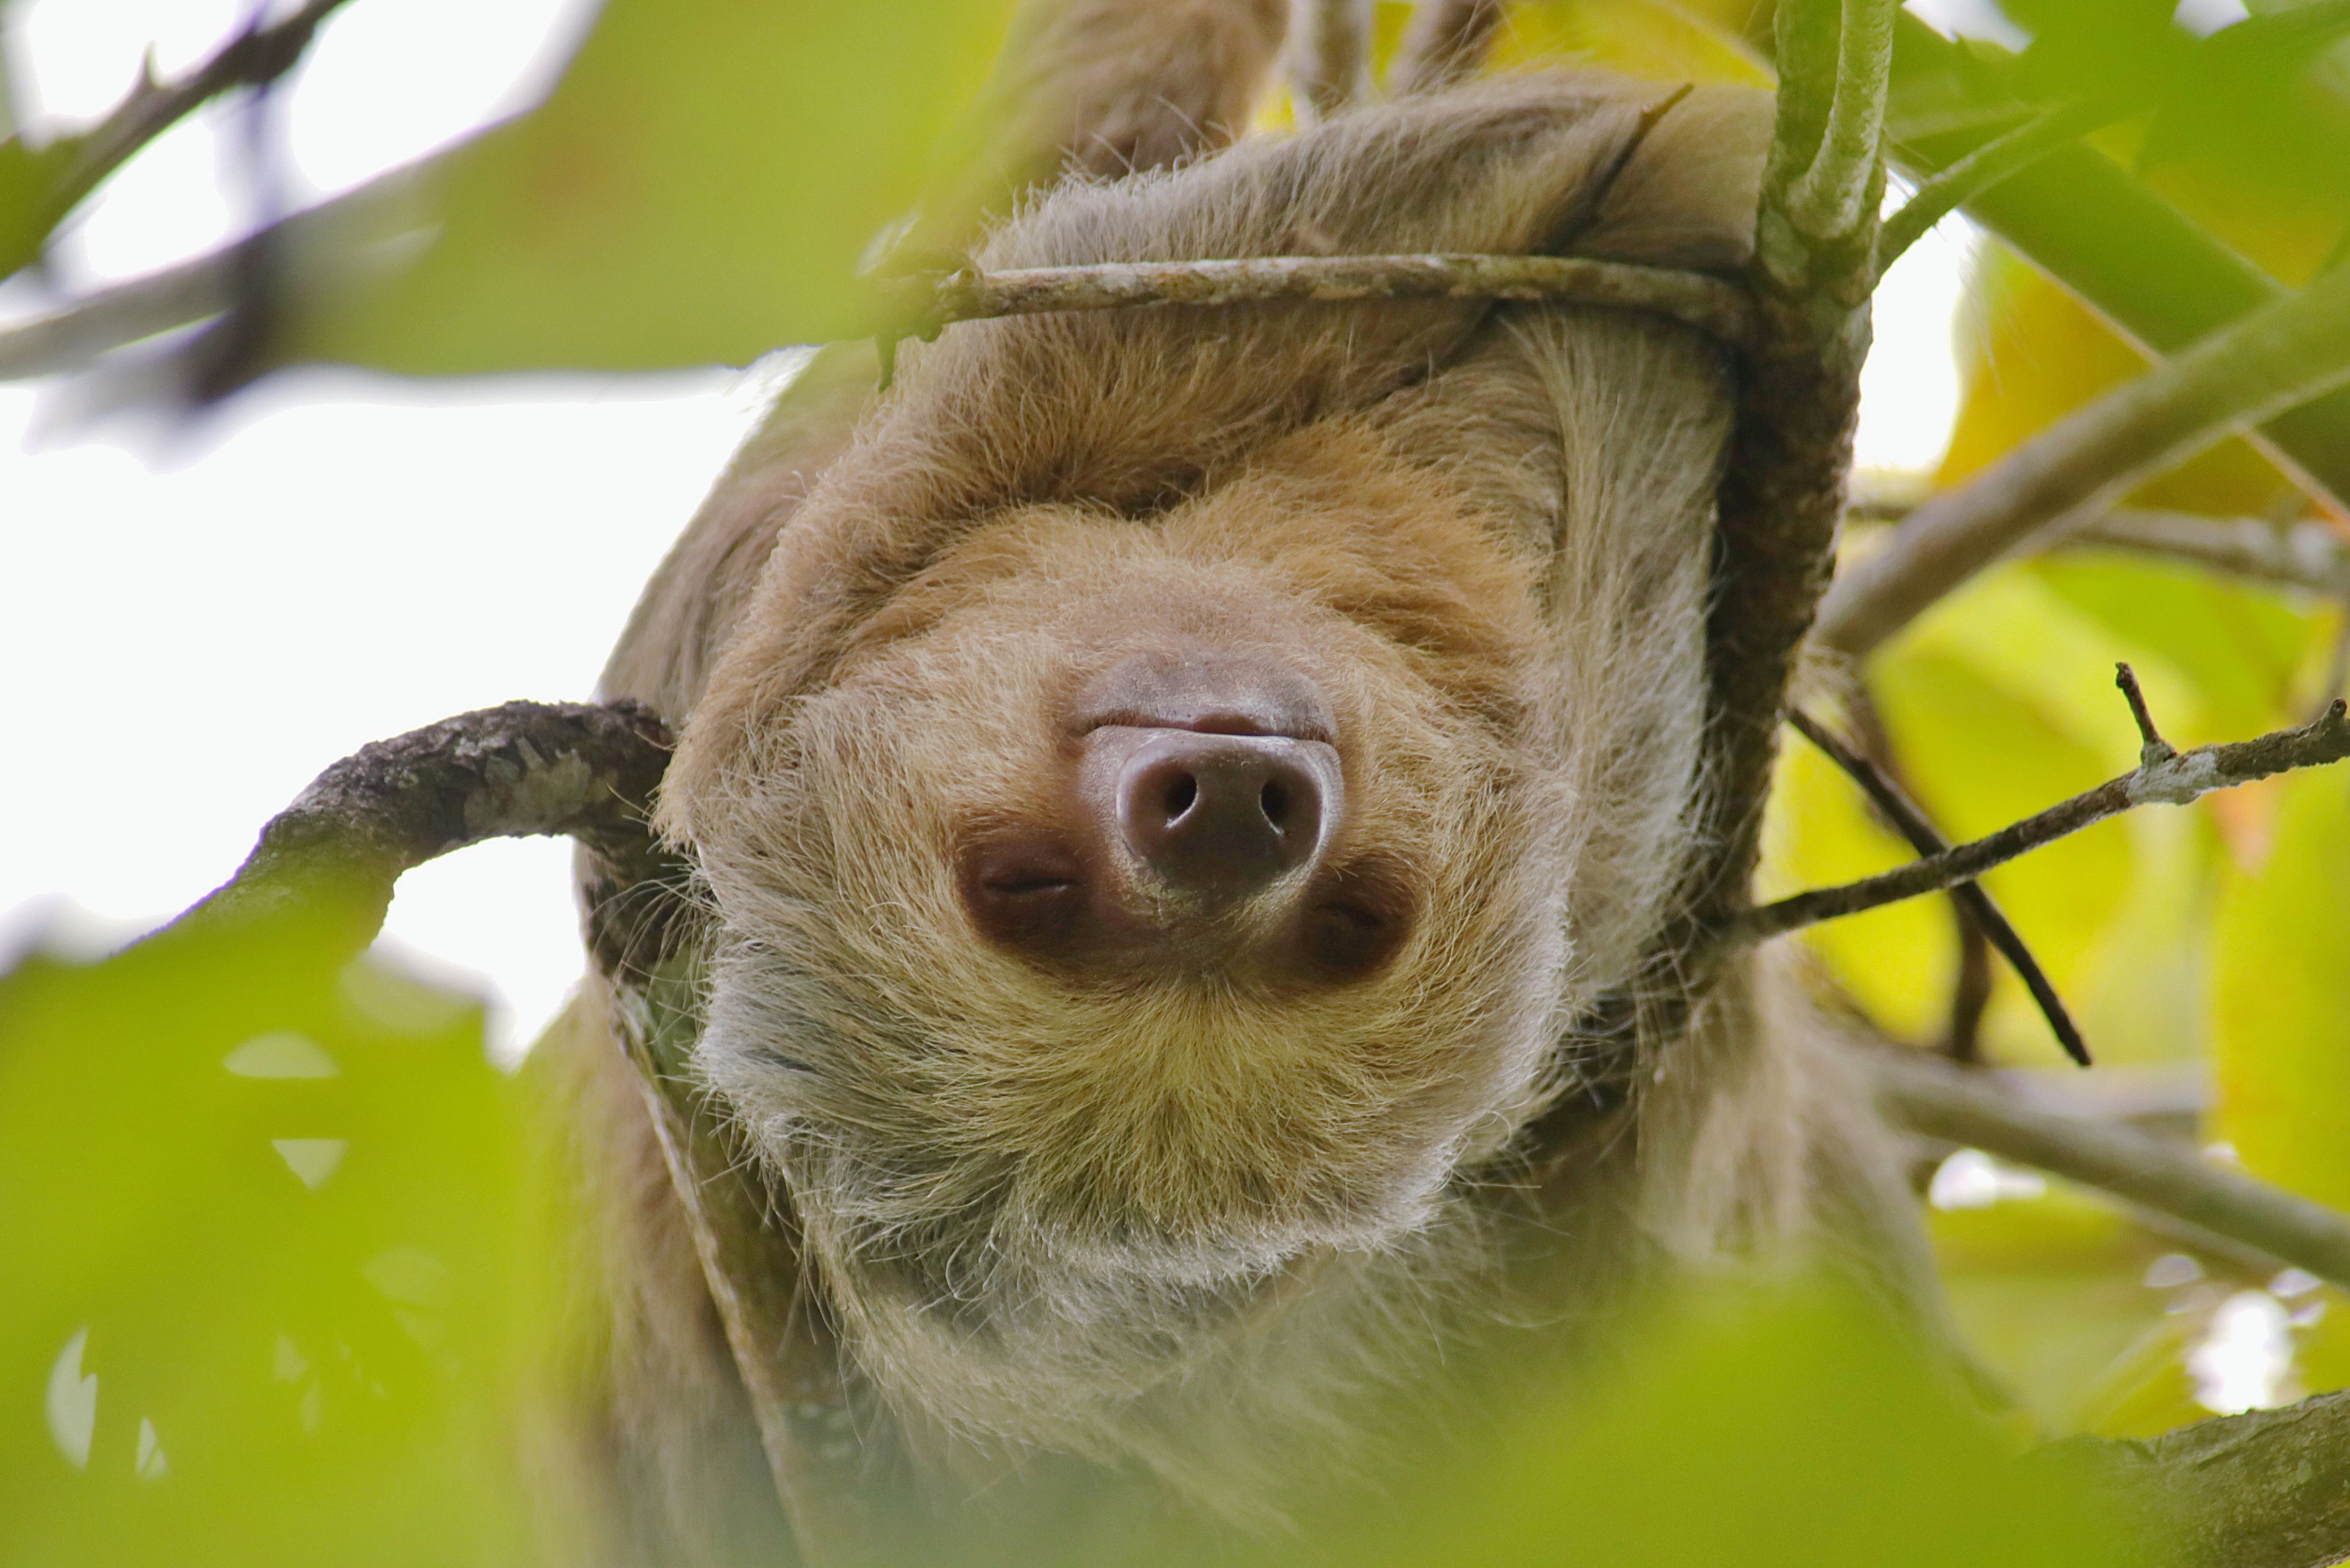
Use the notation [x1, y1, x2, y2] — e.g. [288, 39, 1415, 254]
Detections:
[1815, 259, 2350, 658]
[2056, 1392, 2350, 1568]
[173, 699, 676, 944]
[1739, 674, 2350, 945]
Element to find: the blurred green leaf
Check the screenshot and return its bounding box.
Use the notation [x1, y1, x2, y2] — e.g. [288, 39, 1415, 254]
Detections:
[0, 134, 74, 278]
[0, 916, 535, 1567]
[294, 0, 1014, 374]
[2211, 766, 2350, 1213]
[1343, 1276, 2142, 1568]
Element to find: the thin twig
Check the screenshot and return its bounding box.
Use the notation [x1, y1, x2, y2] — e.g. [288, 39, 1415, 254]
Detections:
[1387, 0, 1505, 96]
[913, 251, 1757, 347]
[1868, 1047, 2350, 1289]
[26, 0, 354, 257]
[1789, 708, 2089, 1066]
[1740, 677, 2350, 945]
[1289, 0, 1375, 121]
[1815, 257, 2350, 658]
[1876, 100, 2110, 273]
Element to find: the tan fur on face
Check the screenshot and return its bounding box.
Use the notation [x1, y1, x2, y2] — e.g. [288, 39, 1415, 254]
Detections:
[691, 432, 1571, 1451]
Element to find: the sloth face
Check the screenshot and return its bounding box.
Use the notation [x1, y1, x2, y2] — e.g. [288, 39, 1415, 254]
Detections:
[685, 449, 1572, 1322]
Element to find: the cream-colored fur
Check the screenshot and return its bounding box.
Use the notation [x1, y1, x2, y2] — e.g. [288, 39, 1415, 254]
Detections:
[541, 22, 1934, 1550]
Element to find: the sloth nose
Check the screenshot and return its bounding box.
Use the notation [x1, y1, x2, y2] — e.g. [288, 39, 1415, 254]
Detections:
[1114, 732, 1333, 899]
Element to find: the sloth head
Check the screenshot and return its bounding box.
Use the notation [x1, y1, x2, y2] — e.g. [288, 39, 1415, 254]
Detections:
[663, 427, 1579, 1436]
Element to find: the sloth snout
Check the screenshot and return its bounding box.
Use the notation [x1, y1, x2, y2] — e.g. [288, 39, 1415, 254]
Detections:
[1113, 732, 1335, 901]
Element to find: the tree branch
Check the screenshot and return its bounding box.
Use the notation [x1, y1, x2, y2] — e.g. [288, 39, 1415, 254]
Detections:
[1789, 707, 2090, 1066]
[1814, 226, 2350, 659]
[911, 251, 1756, 346]
[1740, 671, 2350, 945]
[1386, 0, 1505, 97]
[1868, 1046, 2350, 1290]
[172, 700, 676, 944]
[1289, 0, 1375, 121]
[2059, 1392, 2350, 1568]
[2056, 508, 2350, 597]
[19, 0, 354, 267]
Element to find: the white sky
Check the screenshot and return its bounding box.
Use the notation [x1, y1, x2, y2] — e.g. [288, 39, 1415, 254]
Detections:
[1, 0, 1978, 1055]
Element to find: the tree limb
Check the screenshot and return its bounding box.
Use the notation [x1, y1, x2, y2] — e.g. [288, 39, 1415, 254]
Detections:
[2058, 1392, 2350, 1568]
[172, 699, 676, 943]
[1289, 0, 1375, 121]
[913, 251, 1757, 345]
[1386, 0, 1505, 97]
[1868, 1047, 2350, 1290]
[1782, 0, 1900, 244]
[1815, 258, 2350, 658]
[2056, 509, 2350, 598]
[1789, 708, 2089, 1066]
[1738, 671, 2350, 945]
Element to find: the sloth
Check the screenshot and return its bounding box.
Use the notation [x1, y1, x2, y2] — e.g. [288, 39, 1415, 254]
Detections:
[535, 7, 1938, 1558]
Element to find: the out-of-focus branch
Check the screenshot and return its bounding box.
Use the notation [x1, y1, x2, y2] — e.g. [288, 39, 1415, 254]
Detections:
[19, 0, 355, 264]
[173, 700, 676, 944]
[1869, 1047, 2350, 1290]
[1387, 0, 1505, 96]
[913, 251, 1756, 345]
[0, 150, 443, 380]
[1815, 222, 2350, 658]
[1740, 670, 2350, 945]
[2058, 509, 2350, 596]
[1788, 708, 2089, 1066]
[1289, 0, 1375, 120]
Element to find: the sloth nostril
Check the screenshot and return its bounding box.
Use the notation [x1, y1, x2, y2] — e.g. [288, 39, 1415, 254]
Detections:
[1259, 779, 1290, 830]
[1162, 773, 1199, 821]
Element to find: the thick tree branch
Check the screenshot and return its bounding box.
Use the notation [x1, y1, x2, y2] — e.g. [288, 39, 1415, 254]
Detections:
[2059, 1392, 2350, 1568]
[1289, 0, 1375, 121]
[173, 700, 676, 942]
[1816, 204, 2350, 659]
[912, 251, 1757, 345]
[19, 0, 354, 264]
[1387, 0, 1505, 97]
[1868, 1047, 2350, 1290]
[1741, 672, 2350, 945]
[1789, 708, 2089, 1066]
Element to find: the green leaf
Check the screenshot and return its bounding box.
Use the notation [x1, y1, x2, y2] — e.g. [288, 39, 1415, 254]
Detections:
[2211, 766, 2350, 1212]
[0, 914, 536, 1565]
[294, 0, 1015, 374]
